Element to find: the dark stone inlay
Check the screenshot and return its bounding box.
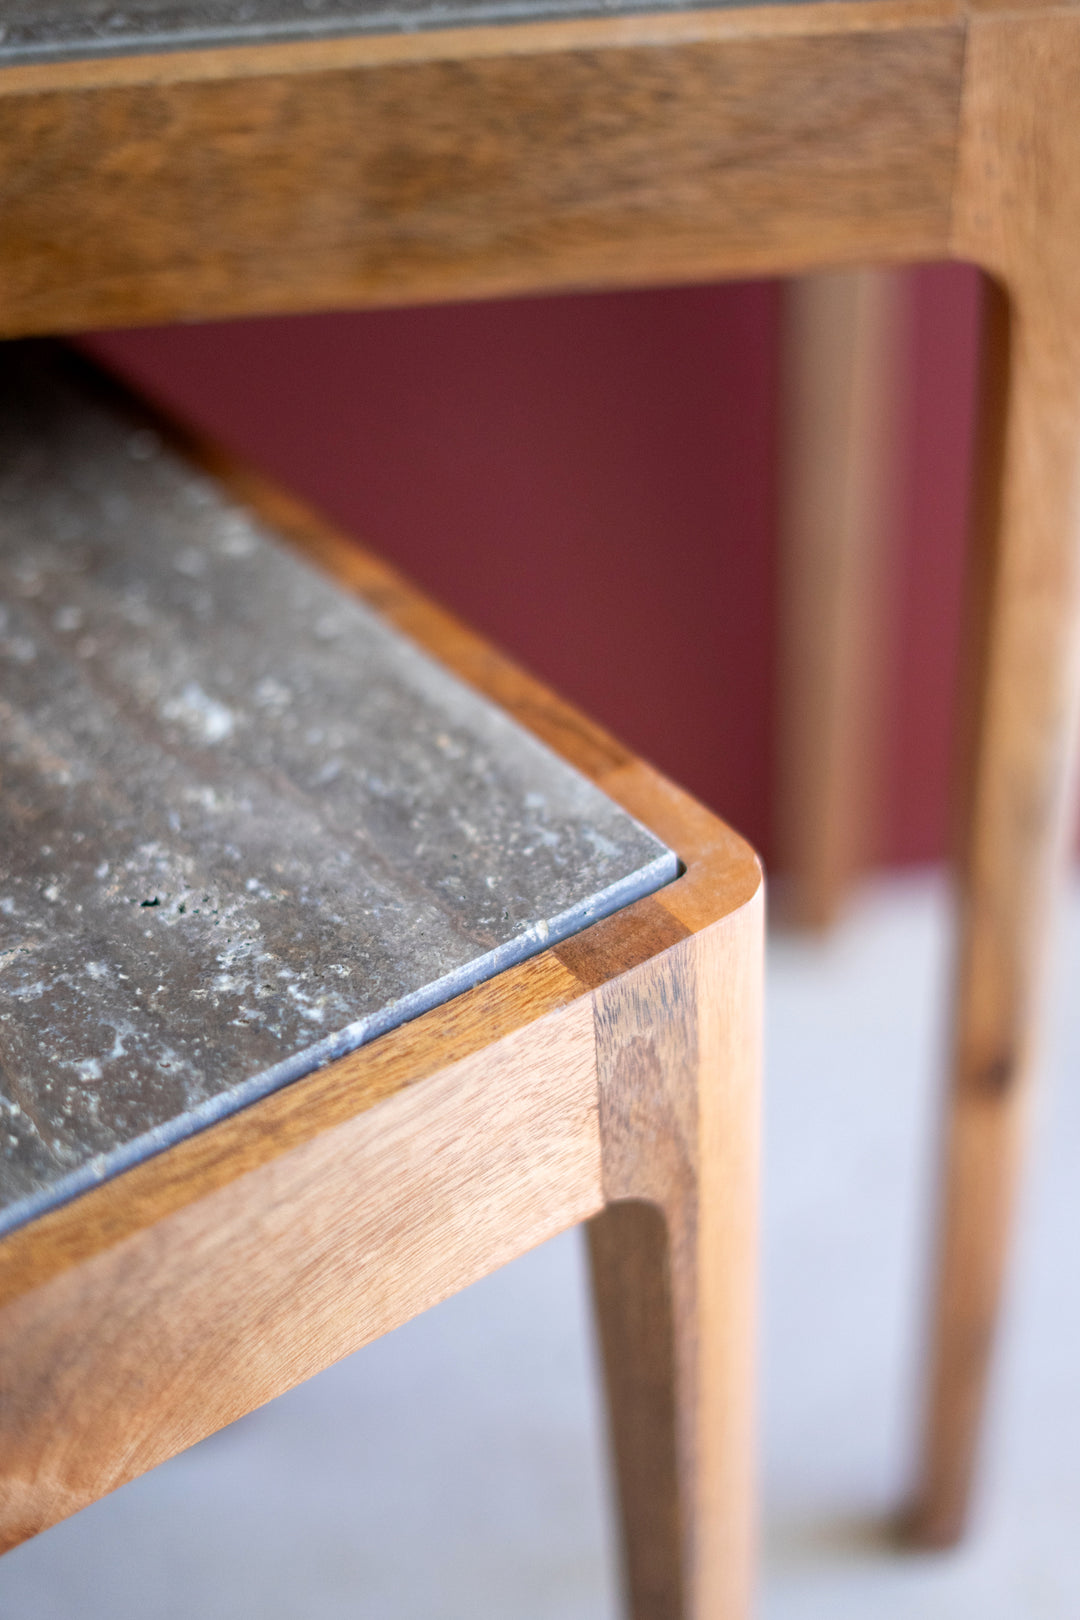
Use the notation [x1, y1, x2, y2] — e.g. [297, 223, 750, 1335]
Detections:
[0, 0, 850, 68]
[0, 346, 676, 1234]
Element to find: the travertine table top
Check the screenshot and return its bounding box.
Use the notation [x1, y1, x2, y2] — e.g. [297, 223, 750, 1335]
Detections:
[0, 347, 675, 1234]
[0, 0, 828, 66]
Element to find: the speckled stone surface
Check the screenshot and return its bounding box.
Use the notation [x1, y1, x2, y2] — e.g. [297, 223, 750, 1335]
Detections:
[0, 0, 831, 66]
[0, 346, 676, 1236]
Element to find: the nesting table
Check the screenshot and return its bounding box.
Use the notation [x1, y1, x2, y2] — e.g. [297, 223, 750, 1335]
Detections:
[2, 0, 1080, 1575]
[0, 344, 763, 1618]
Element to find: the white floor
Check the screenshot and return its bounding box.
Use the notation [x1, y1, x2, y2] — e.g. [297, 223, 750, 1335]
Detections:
[3, 871, 1078, 1619]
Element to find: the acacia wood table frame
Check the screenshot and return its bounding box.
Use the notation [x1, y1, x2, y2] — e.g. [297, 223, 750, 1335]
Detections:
[1, 0, 1078, 1550]
[0, 432, 764, 1620]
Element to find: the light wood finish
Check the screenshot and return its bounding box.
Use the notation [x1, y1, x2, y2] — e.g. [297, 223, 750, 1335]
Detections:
[0, 2, 964, 336]
[0, 988, 601, 1545]
[581, 903, 761, 1619]
[909, 7, 1080, 1546]
[0, 406, 764, 1620]
[777, 268, 907, 928]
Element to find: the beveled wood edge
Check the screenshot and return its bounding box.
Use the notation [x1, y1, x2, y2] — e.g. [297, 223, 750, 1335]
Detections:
[0, 345, 762, 1308]
[0, 990, 605, 1555]
[0, 0, 966, 98]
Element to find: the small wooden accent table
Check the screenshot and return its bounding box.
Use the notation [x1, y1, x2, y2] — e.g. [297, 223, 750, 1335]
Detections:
[0, 347, 763, 1620]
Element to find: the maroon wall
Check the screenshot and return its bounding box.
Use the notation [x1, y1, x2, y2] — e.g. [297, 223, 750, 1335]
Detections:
[83, 264, 980, 868]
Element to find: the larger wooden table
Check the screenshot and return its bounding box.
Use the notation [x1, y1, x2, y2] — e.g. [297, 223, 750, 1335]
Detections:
[2, 0, 1079, 1558]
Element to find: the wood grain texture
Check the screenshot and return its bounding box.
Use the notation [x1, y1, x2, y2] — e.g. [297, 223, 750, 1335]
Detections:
[587, 901, 763, 1620]
[0, 382, 764, 1583]
[776, 268, 906, 928]
[910, 6, 1080, 1546]
[0, 997, 601, 1551]
[0, 3, 964, 336]
[0, 949, 588, 1306]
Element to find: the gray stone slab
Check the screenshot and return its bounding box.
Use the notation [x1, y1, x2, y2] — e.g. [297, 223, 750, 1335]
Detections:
[0, 345, 676, 1236]
[0, 0, 839, 67]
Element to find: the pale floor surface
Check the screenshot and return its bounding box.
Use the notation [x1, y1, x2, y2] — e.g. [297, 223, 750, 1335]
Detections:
[2, 871, 1078, 1619]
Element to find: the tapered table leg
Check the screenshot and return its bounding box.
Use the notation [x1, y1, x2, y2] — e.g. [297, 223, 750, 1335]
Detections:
[776, 268, 906, 929]
[580, 897, 763, 1618]
[912, 11, 1080, 1544]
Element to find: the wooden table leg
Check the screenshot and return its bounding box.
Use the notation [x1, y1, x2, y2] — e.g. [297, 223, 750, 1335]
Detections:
[911, 10, 1080, 1545]
[571, 893, 762, 1618]
[776, 268, 906, 929]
